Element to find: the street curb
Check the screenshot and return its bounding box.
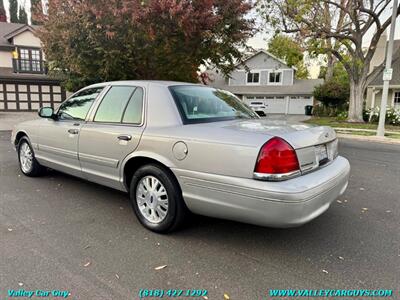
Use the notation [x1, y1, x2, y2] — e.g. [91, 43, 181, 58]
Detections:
[334, 127, 400, 135]
[337, 133, 400, 145]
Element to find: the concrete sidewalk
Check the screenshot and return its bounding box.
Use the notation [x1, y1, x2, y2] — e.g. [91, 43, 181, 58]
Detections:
[0, 112, 38, 131]
[337, 133, 400, 145]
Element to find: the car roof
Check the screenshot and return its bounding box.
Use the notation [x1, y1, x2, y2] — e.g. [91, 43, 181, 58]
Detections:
[86, 80, 202, 89]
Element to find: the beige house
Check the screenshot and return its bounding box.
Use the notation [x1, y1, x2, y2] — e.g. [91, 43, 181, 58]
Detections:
[0, 23, 67, 111]
[366, 32, 400, 110]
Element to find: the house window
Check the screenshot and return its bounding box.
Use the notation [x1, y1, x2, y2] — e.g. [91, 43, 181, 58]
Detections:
[269, 71, 282, 84]
[15, 47, 43, 73]
[247, 72, 260, 84]
[395, 92, 400, 104]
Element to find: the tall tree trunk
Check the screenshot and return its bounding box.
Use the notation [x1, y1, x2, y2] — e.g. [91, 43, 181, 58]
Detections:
[347, 78, 365, 122]
[325, 54, 335, 80]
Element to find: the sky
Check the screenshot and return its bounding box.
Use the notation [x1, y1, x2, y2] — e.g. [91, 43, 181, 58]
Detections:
[3, 0, 400, 78]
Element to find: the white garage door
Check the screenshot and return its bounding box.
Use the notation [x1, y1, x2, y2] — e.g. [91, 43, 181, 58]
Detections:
[288, 96, 313, 114]
[264, 96, 286, 114]
[244, 95, 313, 114]
[245, 96, 286, 114]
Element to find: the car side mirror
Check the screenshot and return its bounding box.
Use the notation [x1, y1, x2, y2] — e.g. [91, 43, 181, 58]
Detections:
[38, 107, 55, 119]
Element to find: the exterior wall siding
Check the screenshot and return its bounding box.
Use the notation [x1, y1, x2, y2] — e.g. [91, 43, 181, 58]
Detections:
[229, 71, 246, 86]
[12, 31, 42, 48]
[0, 51, 13, 68]
[282, 70, 293, 85]
[366, 87, 398, 109]
[240, 52, 289, 70]
[229, 53, 294, 86]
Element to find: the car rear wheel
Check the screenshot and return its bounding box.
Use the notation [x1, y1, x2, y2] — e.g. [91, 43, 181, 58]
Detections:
[130, 164, 187, 233]
[18, 137, 46, 177]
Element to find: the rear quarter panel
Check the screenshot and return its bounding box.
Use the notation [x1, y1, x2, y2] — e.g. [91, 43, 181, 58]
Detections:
[136, 125, 266, 178]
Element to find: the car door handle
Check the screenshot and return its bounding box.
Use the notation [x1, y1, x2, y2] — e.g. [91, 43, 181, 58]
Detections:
[68, 129, 79, 134]
[117, 135, 132, 141]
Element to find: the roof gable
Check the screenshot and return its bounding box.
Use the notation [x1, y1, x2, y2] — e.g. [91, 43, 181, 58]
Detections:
[237, 50, 297, 71]
[0, 23, 40, 49]
[4, 25, 37, 40]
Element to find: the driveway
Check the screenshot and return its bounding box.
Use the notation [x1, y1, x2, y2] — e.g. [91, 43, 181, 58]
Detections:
[0, 132, 399, 300]
[0, 112, 38, 131]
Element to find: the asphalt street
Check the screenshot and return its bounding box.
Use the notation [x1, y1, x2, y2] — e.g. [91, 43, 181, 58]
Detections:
[0, 131, 399, 300]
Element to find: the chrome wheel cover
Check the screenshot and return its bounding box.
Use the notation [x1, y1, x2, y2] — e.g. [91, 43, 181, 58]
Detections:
[19, 142, 33, 173]
[136, 175, 169, 223]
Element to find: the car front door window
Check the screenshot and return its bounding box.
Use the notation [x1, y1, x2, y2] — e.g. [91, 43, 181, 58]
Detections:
[58, 87, 103, 121]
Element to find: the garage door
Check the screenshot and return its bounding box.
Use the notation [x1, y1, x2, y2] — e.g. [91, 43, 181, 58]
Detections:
[288, 96, 313, 114]
[245, 96, 286, 114]
[0, 82, 66, 111]
[264, 96, 286, 114]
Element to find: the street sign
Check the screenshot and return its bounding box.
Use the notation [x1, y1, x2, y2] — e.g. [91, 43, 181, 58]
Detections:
[383, 68, 393, 81]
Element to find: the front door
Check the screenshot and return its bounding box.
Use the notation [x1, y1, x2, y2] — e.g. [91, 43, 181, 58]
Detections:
[35, 87, 104, 177]
[78, 85, 145, 190]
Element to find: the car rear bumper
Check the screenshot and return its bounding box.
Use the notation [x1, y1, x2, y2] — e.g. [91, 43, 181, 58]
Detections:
[173, 156, 350, 227]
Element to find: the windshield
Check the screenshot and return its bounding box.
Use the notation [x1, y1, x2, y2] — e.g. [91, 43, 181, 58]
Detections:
[169, 85, 258, 124]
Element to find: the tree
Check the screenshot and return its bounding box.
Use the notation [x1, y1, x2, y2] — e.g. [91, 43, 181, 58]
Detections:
[259, 0, 400, 122]
[313, 79, 349, 108]
[9, 0, 18, 23]
[31, 0, 44, 25]
[0, 0, 7, 22]
[38, 0, 254, 91]
[267, 34, 309, 78]
[318, 59, 348, 84]
[315, 60, 349, 111]
[18, 6, 28, 24]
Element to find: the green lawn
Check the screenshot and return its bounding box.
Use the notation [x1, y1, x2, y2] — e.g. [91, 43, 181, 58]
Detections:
[335, 130, 400, 139]
[304, 117, 400, 132]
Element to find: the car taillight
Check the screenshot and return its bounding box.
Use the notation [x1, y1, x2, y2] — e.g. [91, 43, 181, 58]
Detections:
[254, 137, 300, 177]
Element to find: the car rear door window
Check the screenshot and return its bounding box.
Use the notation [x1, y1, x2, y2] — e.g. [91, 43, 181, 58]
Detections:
[122, 87, 143, 124]
[94, 86, 136, 123]
[58, 87, 103, 121]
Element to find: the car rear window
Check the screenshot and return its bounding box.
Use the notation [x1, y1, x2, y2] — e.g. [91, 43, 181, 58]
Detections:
[169, 85, 258, 124]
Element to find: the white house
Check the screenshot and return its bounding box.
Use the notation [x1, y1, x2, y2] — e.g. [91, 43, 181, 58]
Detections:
[209, 50, 323, 115]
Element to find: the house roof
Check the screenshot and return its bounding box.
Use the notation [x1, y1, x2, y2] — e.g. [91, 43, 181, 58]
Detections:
[369, 47, 400, 87]
[237, 49, 297, 71]
[212, 79, 323, 96]
[0, 22, 40, 49]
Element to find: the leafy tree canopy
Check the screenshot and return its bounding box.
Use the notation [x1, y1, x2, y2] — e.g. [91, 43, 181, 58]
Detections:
[258, 0, 400, 122]
[267, 34, 309, 79]
[31, 0, 44, 25]
[318, 61, 348, 84]
[38, 0, 254, 91]
[313, 79, 349, 108]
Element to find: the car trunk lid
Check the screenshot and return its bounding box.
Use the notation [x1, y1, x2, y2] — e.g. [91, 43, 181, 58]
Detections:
[223, 119, 338, 177]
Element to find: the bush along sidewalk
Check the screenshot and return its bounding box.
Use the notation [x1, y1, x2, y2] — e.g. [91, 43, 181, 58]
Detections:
[365, 106, 400, 125]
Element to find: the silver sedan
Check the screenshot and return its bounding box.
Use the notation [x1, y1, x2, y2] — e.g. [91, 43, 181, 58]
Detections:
[11, 81, 350, 232]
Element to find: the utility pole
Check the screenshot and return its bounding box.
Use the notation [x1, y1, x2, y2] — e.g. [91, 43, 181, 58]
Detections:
[377, 0, 398, 137]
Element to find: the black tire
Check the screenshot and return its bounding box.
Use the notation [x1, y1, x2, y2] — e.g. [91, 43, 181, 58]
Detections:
[130, 164, 187, 233]
[18, 137, 46, 177]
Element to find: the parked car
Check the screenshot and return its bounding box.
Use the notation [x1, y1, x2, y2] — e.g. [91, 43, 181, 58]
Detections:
[248, 101, 267, 116]
[11, 81, 350, 233]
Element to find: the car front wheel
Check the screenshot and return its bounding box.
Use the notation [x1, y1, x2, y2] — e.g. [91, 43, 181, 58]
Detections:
[18, 137, 45, 177]
[130, 164, 187, 233]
